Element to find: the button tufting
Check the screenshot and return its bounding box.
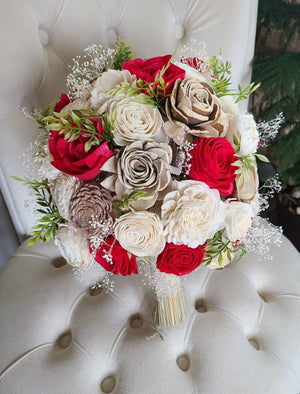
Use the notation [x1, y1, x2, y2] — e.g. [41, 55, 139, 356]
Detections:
[107, 28, 117, 46]
[248, 339, 260, 350]
[129, 314, 143, 329]
[38, 29, 50, 46]
[176, 355, 190, 372]
[57, 331, 72, 349]
[258, 293, 268, 302]
[195, 300, 207, 313]
[174, 23, 185, 40]
[89, 286, 103, 296]
[101, 376, 116, 393]
[52, 257, 67, 268]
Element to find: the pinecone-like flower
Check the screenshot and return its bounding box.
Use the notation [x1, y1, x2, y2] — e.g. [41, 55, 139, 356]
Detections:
[69, 182, 114, 237]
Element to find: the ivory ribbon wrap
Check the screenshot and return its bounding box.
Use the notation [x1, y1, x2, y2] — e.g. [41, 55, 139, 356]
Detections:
[139, 257, 186, 329]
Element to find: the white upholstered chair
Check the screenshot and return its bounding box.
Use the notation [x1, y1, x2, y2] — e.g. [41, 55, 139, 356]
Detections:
[1, 1, 300, 393]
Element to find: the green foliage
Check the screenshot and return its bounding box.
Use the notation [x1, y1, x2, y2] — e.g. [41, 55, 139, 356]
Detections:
[35, 100, 57, 132]
[203, 230, 247, 267]
[111, 191, 153, 216]
[113, 36, 134, 70]
[109, 57, 173, 113]
[256, 0, 300, 48]
[12, 177, 64, 246]
[252, 0, 300, 188]
[252, 54, 300, 120]
[208, 53, 260, 102]
[43, 109, 115, 152]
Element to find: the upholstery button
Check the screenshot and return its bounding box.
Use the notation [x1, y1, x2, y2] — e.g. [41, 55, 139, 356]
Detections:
[248, 338, 260, 350]
[174, 24, 185, 40]
[89, 286, 103, 296]
[107, 28, 117, 46]
[258, 293, 268, 302]
[195, 300, 207, 313]
[38, 29, 50, 46]
[52, 257, 67, 268]
[129, 314, 143, 329]
[176, 355, 190, 371]
[101, 376, 116, 393]
[57, 331, 72, 349]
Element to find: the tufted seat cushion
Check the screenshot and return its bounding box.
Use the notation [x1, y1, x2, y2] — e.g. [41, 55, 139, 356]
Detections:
[1, 231, 300, 393]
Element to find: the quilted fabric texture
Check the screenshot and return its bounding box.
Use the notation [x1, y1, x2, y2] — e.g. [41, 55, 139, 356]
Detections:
[1, 1, 300, 393]
[1, 234, 300, 393]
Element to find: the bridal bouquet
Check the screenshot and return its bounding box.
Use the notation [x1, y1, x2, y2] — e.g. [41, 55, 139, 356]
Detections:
[18, 39, 282, 328]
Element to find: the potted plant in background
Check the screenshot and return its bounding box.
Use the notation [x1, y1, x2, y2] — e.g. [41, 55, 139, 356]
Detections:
[252, 0, 300, 250]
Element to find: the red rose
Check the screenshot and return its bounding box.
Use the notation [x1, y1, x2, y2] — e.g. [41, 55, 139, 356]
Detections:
[94, 236, 138, 276]
[49, 118, 113, 180]
[122, 55, 185, 95]
[157, 243, 205, 276]
[54, 93, 70, 112]
[187, 137, 237, 196]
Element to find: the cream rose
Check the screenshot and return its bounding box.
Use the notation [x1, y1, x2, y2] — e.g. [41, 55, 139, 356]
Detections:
[164, 78, 229, 145]
[237, 164, 259, 202]
[111, 98, 163, 145]
[90, 69, 135, 112]
[208, 250, 231, 270]
[220, 95, 239, 118]
[37, 143, 60, 181]
[225, 201, 253, 242]
[226, 114, 259, 156]
[161, 180, 226, 247]
[55, 225, 94, 268]
[114, 211, 165, 257]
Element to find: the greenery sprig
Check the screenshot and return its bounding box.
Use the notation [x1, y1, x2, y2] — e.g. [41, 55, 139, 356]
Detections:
[109, 57, 173, 113]
[203, 230, 247, 267]
[34, 100, 58, 132]
[208, 51, 260, 103]
[113, 36, 134, 70]
[111, 190, 153, 216]
[42, 109, 115, 152]
[12, 177, 64, 246]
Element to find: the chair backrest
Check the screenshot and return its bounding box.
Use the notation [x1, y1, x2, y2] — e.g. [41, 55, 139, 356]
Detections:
[0, 0, 258, 239]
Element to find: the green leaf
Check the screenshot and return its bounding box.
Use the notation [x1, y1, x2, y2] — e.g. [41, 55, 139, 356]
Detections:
[12, 176, 25, 182]
[26, 237, 37, 247]
[71, 111, 81, 127]
[46, 123, 62, 131]
[255, 153, 270, 163]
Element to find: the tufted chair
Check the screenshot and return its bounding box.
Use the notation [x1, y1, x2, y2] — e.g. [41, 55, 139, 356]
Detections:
[1, 1, 300, 393]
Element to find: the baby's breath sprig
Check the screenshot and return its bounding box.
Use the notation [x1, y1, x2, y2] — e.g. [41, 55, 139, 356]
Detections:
[12, 177, 64, 246]
[203, 230, 247, 267]
[109, 58, 173, 113]
[111, 191, 153, 216]
[43, 109, 115, 152]
[208, 51, 260, 103]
